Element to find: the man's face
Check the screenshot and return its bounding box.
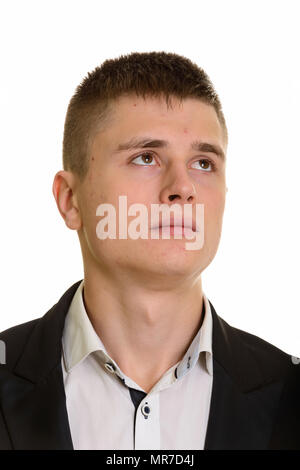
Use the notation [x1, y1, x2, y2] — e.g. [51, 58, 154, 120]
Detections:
[75, 95, 227, 284]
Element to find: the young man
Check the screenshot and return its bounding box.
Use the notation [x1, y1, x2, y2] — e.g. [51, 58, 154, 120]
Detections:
[0, 52, 299, 450]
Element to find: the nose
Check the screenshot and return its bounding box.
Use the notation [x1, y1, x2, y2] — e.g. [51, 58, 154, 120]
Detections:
[159, 164, 196, 205]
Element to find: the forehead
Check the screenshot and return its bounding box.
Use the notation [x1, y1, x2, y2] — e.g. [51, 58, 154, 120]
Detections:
[93, 94, 226, 151]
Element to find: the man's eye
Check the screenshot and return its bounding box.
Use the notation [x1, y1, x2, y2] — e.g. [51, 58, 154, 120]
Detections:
[131, 152, 156, 166]
[191, 159, 215, 172]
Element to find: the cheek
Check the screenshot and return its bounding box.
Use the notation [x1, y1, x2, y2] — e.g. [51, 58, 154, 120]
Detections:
[201, 184, 225, 210]
[78, 182, 110, 234]
[201, 189, 225, 233]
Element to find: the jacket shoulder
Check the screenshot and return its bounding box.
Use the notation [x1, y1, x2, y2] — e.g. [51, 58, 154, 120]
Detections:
[222, 316, 295, 380]
[0, 280, 83, 374]
[233, 322, 291, 358]
[0, 318, 41, 372]
[209, 299, 297, 389]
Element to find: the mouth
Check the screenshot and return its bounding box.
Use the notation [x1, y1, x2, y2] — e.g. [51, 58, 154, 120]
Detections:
[151, 218, 198, 232]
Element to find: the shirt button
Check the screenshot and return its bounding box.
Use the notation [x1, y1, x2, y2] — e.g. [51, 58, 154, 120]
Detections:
[141, 403, 151, 419]
[104, 362, 116, 373]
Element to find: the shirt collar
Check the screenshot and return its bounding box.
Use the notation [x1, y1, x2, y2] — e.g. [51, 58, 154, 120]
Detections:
[62, 280, 213, 378]
[175, 292, 213, 377]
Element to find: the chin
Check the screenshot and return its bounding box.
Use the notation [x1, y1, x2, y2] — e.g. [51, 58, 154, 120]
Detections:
[139, 249, 204, 276]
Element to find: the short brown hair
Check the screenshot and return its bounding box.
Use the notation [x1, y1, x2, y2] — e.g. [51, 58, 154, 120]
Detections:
[62, 51, 228, 182]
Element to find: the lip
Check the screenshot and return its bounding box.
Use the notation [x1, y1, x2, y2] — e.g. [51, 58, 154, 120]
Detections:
[151, 217, 198, 232]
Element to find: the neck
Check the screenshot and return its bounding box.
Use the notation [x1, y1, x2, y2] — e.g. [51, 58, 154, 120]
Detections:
[82, 265, 204, 392]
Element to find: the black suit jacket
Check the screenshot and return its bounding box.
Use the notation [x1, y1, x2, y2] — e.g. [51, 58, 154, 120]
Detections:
[0, 280, 299, 450]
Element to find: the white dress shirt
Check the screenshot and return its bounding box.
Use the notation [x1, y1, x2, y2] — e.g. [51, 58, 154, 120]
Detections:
[61, 280, 213, 450]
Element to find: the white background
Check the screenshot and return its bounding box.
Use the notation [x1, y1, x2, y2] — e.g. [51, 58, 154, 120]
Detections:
[0, 0, 299, 356]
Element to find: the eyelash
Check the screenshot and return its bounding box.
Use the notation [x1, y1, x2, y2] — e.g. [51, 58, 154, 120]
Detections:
[130, 151, 217, 172]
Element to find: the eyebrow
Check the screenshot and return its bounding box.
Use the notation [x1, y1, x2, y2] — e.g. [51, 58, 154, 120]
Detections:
[115, 137, 226, 161]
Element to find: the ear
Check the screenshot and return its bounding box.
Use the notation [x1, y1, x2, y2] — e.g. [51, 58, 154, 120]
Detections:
[52, 171, 82, 230]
